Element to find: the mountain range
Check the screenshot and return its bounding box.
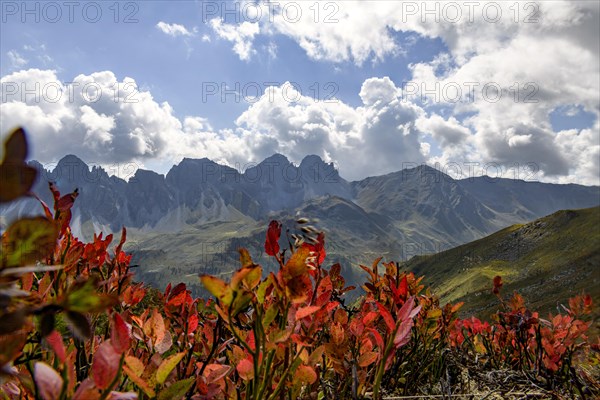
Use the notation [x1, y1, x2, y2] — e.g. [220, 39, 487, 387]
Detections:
[1, 154, 598, 295]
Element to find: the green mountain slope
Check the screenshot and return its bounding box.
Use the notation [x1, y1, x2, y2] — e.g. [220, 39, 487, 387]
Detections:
[403, 207, 600, 319]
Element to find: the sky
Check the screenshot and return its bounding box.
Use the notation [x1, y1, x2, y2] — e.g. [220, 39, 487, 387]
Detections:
[0, 0, 599, 185]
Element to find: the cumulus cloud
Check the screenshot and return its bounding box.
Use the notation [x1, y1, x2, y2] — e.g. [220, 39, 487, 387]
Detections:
[156, 21, 195, 37]
[0, 69, 184, 165]
[416, 114, 471, 148]
[235, 78, 425, 179]
[209, 19, 259, 61]
[1, 66, 598, 185]
[0, 70, 427, 181]
[202, 1, 599, 184]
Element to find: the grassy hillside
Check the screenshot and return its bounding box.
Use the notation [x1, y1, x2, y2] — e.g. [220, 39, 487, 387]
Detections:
[404, 207, 600, 320]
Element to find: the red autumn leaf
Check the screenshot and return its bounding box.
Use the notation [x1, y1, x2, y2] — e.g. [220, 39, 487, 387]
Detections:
[334, 308, 348, 325]
[358, 351, 378, 367]
[92, 340, 121, 390]
[296, 305, 321, 320]
[391, 275, 408, 303]
[34, 362, 63, 400]
[376, 301, 396, 333]
[57, 208, 72, 237]
[204, 364, 231, 385]
[56, 189, 78, 212]
[264, 220, 281, 256]
[188, 313, 199, 334]
[45, 331, 66, 362]
[362, 311, 379, 326]
[72, 378, 100, 400]
[349, 318, 365, 337]
[236, 358, 254, 381]
[111, 313, 131, 353]
[366, 328, 384, 349]
[115, 226, 127, 257]
[397, 296, 418, 322]
[169, 282, 187, 300]
[303, 232, 326, 266]
[393, 320, 413, 348]
[286, 274, 312, 304]
[48, 182, 60, 207]
[291, 333, 313, 347]
[492, 275, 503, 294]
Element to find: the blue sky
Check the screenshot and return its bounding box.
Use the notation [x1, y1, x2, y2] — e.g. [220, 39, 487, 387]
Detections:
[1, 1, 599, 185]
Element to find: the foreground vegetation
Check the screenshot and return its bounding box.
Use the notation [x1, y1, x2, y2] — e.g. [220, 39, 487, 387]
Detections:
[1, 127, 599, 399]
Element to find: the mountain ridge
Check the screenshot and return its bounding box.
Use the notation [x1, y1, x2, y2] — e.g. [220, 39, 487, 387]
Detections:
[1, 153, 598, 296]
[1, 153, 597, 238]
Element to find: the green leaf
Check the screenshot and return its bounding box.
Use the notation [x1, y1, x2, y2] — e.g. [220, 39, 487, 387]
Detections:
[155, 352, 185, 385]
[2, 217, 58, 268]
[256, 274, 273, 304]
[262, 304, 278, 328]
[64, 278, 117, 313]
[157, 377, 195, 400]
[200, 275, 233, 306]
[231, 291, 253, 316]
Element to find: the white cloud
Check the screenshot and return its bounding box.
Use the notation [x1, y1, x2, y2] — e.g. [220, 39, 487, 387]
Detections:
[235, 78, 425, 179]
[156, 21, 194, 37]
[200, 1, 599, 184]
[416, 114, 471, 148]
[209, 19, 259, 61]
[0, 70, 426, 181]
[1, 66, 597, 185]
[7, 50, 28, 69]
[0, 69, 184, 165]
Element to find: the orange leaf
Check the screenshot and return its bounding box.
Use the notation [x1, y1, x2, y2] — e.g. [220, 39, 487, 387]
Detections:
[358, 351, 378, 367]
[143, 309, 165, 347]
[331, 322, 345, 345]
[296, 305, 321, 320]
[294, 365, 317, 385]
